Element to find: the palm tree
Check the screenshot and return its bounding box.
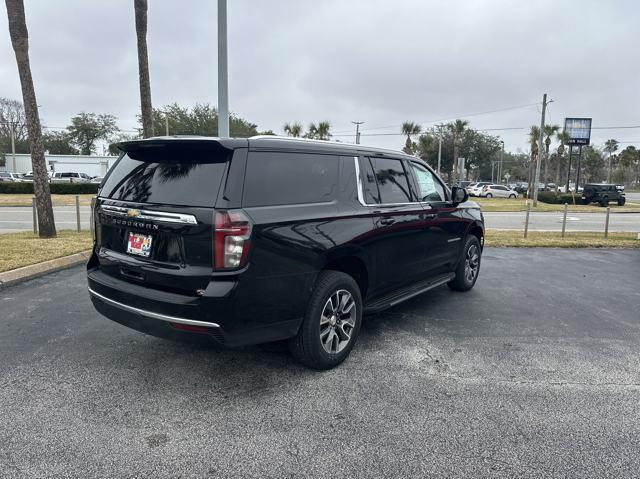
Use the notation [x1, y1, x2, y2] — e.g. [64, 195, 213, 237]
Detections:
[401, 121, 421, 154]
[416, 134, 435, 165]
[604, 139, 619, 183]
[449, 119, 469, 183]
[283, 122, 303, 137]
[527, 125, 540, 198]
[316, 121, 331, 140]
[542, 124, 560, 185]
[134, 0, 153, 138]
[554, 130, 571, 192]
[5, 0, 56, 237]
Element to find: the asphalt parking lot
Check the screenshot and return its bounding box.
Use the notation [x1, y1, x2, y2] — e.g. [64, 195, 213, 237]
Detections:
[1, 248, 639, 478]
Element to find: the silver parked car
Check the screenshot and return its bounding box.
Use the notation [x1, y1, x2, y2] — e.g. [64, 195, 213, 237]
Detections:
[480, 184, 518, 198]
[0, 172, 24, 182]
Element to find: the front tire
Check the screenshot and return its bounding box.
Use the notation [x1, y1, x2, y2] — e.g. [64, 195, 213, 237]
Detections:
[448, 235, 482, 292]
[288, 270, 362, 370]
[485, 193, 492, 198]
[509, 194, 516, 199]
[618, 197, 625, 206]
[600, 197, 608, 207]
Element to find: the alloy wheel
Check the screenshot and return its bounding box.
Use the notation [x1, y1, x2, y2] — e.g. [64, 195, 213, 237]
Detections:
[464, 244, 480, 283]
[320, 289, 356, 354]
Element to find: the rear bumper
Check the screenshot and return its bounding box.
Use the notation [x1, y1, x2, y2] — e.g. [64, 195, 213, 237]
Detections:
[87, 266, 302, 348]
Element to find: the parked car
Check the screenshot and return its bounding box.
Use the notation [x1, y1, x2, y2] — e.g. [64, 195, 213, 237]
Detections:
[0, 172, 24, 182]
[51, 172, 92, 183]
[87, 136, 485, 369]
[581, 183, 625, 206]
[91, 176, 105, 184]
[479, 184, 518, 198]
[468, 182, 491, 197]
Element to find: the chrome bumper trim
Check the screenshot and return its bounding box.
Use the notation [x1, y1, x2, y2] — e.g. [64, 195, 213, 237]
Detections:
[88, 287, 220, 328]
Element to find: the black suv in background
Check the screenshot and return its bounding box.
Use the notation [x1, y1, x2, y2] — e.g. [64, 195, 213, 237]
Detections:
[581, 183, 626, 206]
[87, 136, 484, 369]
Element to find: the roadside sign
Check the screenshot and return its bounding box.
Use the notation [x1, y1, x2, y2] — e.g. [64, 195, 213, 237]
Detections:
[564, 118, 592, 146]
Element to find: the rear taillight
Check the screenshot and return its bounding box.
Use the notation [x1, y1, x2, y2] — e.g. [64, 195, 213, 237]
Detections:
[90, 197, 97, 243]
[214, 210, 252, 270]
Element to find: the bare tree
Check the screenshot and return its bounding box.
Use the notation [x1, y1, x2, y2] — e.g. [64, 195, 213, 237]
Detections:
[134, 0, 154, 138]
[5, 0, 56, 237]
[0, 97, 28, 140]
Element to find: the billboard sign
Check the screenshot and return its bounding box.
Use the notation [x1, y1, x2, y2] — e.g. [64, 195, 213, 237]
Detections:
[564, 117, 592, 146]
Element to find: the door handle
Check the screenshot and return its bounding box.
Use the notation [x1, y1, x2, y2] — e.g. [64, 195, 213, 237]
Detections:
[423, 213, 438, 220]
[378, 218, 396, 226]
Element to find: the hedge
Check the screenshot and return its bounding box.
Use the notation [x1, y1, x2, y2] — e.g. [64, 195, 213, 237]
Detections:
[0, 182, 99, 194]
[537, 191, 584, 205]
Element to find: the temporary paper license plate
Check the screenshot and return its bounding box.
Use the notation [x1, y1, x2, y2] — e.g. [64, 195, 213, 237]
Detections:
[127, 232, 153, 257]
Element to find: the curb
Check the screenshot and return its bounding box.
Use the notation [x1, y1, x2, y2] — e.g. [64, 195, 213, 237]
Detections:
[0, 250, 92, 290]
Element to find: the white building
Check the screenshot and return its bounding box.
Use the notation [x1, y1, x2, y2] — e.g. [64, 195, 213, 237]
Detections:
[6, 153, 118, 176]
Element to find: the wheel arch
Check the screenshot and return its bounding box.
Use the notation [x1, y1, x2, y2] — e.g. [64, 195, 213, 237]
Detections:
[321, 248, 370, 299]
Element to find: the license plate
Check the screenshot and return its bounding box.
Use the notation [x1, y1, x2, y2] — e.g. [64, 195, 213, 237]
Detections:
[127, 232, 153, 257]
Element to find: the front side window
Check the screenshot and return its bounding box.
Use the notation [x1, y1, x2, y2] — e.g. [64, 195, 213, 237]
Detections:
[368, 157, 412, 204]
[410, 162, 445, 202]
[243, 152, 339, 207]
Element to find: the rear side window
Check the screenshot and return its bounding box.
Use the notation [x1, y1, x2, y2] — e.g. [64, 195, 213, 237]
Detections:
[99, 144, 229, 207]
[367, 157, 412, 203]
[243, 152, 338, 207]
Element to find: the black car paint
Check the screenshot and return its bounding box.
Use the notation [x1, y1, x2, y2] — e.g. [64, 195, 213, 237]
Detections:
[87, 137, 484, 347]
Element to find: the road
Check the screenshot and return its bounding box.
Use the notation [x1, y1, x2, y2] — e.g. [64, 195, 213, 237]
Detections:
[484, 211, 640, 232]
[1, 205, 639, 233]
[1, 249, 639, 478]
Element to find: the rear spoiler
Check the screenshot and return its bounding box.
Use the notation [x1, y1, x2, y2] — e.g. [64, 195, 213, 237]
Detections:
[114, 136, 248, 154]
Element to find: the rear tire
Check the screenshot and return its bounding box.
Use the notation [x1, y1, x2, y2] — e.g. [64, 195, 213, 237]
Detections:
[288, 270, 362, 370]
[448, 235, 482, 292]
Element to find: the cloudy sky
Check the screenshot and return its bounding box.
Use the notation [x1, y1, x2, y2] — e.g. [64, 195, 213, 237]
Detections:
[1, 0, 638, 153]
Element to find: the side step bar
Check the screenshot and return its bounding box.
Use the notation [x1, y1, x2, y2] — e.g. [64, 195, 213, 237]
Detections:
[364, 273, 455, 313]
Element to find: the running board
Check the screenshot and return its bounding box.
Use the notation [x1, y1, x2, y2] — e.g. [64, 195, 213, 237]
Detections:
[364, 273, 455, 313]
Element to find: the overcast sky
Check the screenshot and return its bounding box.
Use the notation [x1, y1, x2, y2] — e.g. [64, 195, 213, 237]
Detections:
[1, 0, 638, 153]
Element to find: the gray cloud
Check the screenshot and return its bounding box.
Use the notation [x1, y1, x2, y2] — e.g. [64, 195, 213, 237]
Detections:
[1, 0, 638, 152]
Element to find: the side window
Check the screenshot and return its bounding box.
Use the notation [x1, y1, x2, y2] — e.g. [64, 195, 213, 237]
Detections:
[361, 158, 381, 204]
[410, 162, 445, 202]
[368, 157, 412, 203]
[243, 152, 339, 207]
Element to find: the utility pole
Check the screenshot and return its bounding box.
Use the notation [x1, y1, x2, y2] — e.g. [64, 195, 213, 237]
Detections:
[437, 124, 443, 176]
[351, 121, 364, 144]
[533, 93, 549, 206]
[575, 145, 583, 192]
[217, 0, 229, 137]
[500, 140, 505, 184]
[165, 115, 169, 136]
[491, 160, 495, 183]
[10, 121, 16, 172]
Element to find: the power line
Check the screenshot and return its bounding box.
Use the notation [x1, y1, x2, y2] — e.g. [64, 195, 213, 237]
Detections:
[333, 101, 541, 134]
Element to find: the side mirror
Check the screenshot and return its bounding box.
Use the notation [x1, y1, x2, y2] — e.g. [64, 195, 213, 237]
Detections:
[451, 186, 468, 205]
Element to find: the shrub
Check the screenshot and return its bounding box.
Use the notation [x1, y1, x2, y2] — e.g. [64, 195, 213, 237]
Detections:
[536, 191, 583, 205]
[0, 182, 99, 194]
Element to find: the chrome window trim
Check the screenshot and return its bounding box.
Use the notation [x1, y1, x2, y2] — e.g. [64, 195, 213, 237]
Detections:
[99, 204, 198, 225]
[88, 287, 220, 328]
[353, 156, 428, 208]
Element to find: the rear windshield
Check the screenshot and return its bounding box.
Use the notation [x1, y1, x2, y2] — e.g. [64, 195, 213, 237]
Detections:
[99, 144, 229, 207]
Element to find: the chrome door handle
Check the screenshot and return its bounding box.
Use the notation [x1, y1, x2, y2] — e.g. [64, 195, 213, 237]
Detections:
[423, 213, 437, 220]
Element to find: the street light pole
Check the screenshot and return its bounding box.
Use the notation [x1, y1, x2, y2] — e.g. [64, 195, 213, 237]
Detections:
[10, 121, 16, 172]
[217, 0, 229, 137]
[437, 125, 442, 176]
[351, 121, 364, 144]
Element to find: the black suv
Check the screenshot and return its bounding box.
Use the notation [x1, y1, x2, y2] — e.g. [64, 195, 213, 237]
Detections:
[581, 183, 626, 206]
[87, 136, 484, 369]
